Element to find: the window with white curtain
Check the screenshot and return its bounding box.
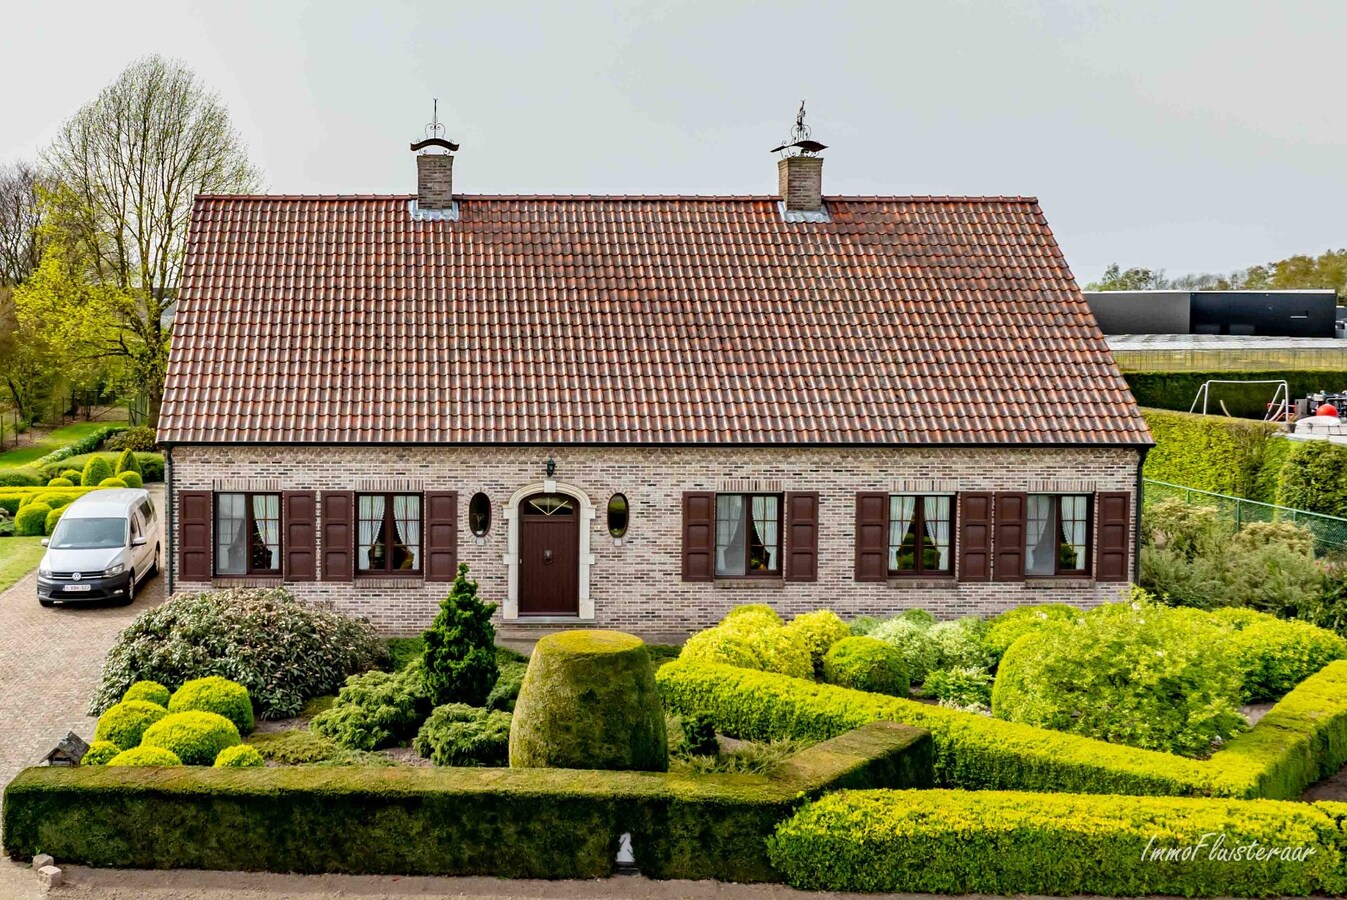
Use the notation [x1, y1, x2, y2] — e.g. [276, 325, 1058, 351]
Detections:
[357, 493, 422, 573]
[714, 493, 781, 577]
[214, 492, 281, 576]
[1027, 494, 1090, 576]
[889, 495, 953, 575]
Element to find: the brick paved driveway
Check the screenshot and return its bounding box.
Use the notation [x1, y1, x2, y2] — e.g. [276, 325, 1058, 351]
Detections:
[0, 489, 166, 791]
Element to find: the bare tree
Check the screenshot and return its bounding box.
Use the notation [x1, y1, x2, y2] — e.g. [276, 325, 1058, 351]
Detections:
[40, 55, 262, 425]
[0, 162, 45, 285]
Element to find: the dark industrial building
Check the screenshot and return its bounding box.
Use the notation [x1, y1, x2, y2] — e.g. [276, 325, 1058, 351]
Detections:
[1084, 290, 1338, 338]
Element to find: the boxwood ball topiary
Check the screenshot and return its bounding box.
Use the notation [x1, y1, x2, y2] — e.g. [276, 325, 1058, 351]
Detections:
[46, 477, 73, 488]
[510, 630, 668, 771]
[214, 744, 265, 767]
[141, 710, 241, 765]
[14, 503, 50, 537]
[44, 505, 68, 535]
[123, 680, 171, 708]
[106, 746, 182, 767]
[98, 477, 128, 489]
[822, 636, 911, 697]
[59, 469, 81, 484]
[81, 740, 121, 766]
[94, 699, 168, 750]
[119, 470, 143, 489]
[169, 676, 255, 734]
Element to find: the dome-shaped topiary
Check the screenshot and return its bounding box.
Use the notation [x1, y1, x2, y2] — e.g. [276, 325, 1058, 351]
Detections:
[46, 477, 74, 488]
[679, 626, 763, 670]
[118, 470, 143, 489]
[44, 505, 68, 535]
[81, 740, 122, 766]
[822, 636, 910, 697]
[720, 604, 782, 634]
[98, 477, 128, 489]
[509, 630, 667, 772]
[81, 455, 114, 487]
[123, 680, 171, 707]
[169, 676, 255, 734]
[107, 746, 182, 767]
[59, 469, 81, 484]
[114, 449, 142, 476]
[94, 699, 168, 750]
[214, 744, 265, 767]
[141, 710, 241, 765]
[785, 610, 851, 673]
[14, 503, 51, 537]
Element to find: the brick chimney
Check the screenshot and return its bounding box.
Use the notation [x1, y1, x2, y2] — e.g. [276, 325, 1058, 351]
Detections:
[417, 152, 454, 210]
[778, 155, 823, 212]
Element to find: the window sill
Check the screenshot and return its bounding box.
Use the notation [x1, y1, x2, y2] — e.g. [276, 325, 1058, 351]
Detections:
[888, 578, 957, 590]
[1024, 578, 1094, 588]
[213, 576, 283, 587]
[714, 578, 785, 590]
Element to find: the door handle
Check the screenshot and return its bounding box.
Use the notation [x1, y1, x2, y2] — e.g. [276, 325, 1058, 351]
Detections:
[543, 549, 553, 564]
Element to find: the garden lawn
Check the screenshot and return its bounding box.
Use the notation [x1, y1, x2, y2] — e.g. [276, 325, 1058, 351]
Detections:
[0, 422, 115, 469]
[0, 537, 45, 592]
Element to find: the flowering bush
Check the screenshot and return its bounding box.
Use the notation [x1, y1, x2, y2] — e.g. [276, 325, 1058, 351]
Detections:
[89, 587, 386, 719]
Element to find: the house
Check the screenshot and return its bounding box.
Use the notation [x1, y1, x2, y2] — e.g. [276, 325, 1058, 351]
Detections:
[157, 127, 1152, 637]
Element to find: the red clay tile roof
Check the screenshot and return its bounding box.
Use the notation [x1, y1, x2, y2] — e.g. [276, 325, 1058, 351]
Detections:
[158, 194, 1151, 446]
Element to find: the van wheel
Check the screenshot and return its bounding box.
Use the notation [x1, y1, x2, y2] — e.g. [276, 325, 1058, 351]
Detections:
[149, 545, 161, 578]
[120, 572, 136, 607]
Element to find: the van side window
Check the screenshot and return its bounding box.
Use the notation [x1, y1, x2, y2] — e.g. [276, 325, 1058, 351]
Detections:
[130, 514, 143, 540]
[139, 499, 154, 521]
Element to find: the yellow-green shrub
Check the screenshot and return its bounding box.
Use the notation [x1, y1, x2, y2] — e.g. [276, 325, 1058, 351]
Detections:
[1211, 608, 1347, 701]
[81, 741, 121, 766]
[169, 676, 255, 735]
[13, 503, 50, 536]
[768, 789, 1342, 896]
[679, 607, 812, 680]
[44, 505, 68, 535]
[213, 744, 265, 768]
[98, 477, 128, 489]
[118, 470, 143, 489]
[784, 610, 850, 673]
[122, 680, 171, 707]
[982, 604, 1082, 663]
[821, 637, 909, 697]
[80, 455, 114, 487]
[106, 746, 181, 767]
[46, 477, 73, 488]
[93, 700, 168, 750]
[141, 711, 241, 765]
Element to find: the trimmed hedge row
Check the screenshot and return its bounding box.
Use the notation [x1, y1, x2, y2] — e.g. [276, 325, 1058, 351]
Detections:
[767, 789, 1347, 896]
[1141, 408, 1287, 502]
[2, 721, 933, 882]
[656, 659, 1347, 799]
[1126, 370, 1347, 419]
[0, 486, 100, 516]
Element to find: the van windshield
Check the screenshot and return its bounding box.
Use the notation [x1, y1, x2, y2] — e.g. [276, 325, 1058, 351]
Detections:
[49, 517, 126, 550]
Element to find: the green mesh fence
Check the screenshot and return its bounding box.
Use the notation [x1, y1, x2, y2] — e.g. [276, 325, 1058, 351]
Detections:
[1143, 479, 1347, 556]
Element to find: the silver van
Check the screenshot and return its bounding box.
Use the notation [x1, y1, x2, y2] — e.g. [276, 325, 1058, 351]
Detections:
[36, 489, 160, 607]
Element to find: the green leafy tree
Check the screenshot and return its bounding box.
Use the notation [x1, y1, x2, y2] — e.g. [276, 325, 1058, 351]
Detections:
[422, 564, 499, 706]
[38, 56, 262, 425]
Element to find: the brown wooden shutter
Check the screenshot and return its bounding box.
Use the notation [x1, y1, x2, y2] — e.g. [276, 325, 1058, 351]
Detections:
[424, 491, 459, 582]
[178, 491, 212, 581]
[784, 491, 819, 582]
[957, 492, 993, 582]
[321, 491, 354, 582]
[282, 491, 316, 582]
[1096, 491, 1132, 582]
[854, 492, 889, 583]
[993, 491, 1027, 582]
[682, 492, 715, 582]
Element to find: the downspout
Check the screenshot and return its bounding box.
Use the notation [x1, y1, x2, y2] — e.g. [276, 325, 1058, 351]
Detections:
[164, 444, 174, 596]
[1134, 445, 1150, 585]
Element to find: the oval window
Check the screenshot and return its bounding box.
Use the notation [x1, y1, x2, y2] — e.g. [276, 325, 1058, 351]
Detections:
[607, 493, 630, 538]
[468, 492, 491, 537]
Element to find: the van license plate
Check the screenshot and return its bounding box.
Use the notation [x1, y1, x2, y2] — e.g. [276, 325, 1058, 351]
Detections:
[64, 585, 91, 592]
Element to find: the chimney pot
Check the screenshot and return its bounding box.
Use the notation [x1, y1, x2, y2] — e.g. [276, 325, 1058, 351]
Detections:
[417, 153, 454, 210]
[778, 156, 824, 212]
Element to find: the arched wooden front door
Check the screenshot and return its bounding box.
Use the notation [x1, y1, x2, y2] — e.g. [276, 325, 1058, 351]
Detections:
[518, 493, 580, 616]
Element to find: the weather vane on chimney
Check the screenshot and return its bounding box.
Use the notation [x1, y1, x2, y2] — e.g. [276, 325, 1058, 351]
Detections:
[770, 100, 827, 157]
[410, 98, 459, 154]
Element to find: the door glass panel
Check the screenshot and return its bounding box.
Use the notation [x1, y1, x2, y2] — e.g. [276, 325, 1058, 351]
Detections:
[525, 495, 573, 515]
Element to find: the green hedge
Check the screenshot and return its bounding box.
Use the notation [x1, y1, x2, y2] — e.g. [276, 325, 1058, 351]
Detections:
[1141, 408, 1287, 501]
[768, 789, 1346, 896]
[656, 659, 1347, 800]
[0, 486, 100, 516]
[1126, 370, 1346, 419]
[2, 721, 932, 882]
[1276, 439, 1347, 517]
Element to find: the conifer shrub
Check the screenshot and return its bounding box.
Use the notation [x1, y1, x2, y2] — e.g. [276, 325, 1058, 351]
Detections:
[122, 680, 171, 707]
[422, 564, 499, 707]
[310, 660, 432, 751]
[213, 744, 265, 768]
[141, 711, 241, 765]
[510, 630, 668, 771]
[80, 455, 114, 487]
[169, 676, 255, 734]
[413, 703, 512, 766]
[94, 699, 168, 750]
[105, 746, 181, 767]
[80, 741, 121, 766]
[114, 448, 142, 476]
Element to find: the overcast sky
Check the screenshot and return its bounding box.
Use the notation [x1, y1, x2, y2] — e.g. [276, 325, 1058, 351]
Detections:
[2, 0, 1343, 284]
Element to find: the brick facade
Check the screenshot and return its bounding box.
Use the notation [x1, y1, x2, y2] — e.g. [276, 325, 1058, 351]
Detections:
[167, 444, 1141, 637]
[777, 156, 824, 211]
[416, 153, 454, 209]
